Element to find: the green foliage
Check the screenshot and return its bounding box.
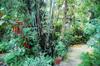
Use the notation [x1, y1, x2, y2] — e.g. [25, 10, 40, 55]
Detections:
[92, 49, 100, 66]
[56, 0, 64, 7]
[23, 55, 52, 66]
[83, 23, 96, 35]
[55, 41, 66, 56]
[0, 0, 56, 66]
[63, 26, 87, 44]
[54, 20, 62, 32]
[80, 1, 100, 66]
[63, 30, 74, 44]
[80, 32, 100, 66]
[79, 53, 93, 66]
[0, 42, 8, 52]
[0, 0, 100, 66]
[3, 48, 25, 63]
[3, 55, 52, 66]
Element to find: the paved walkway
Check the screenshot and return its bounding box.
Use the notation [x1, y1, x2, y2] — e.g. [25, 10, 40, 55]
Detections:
[58, 44, 93, 66]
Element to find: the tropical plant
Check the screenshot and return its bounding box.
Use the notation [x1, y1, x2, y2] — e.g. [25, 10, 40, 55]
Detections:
[23, 55, 52, 66]
[55, 41, 66, 57]
[79, 0, 100, 65]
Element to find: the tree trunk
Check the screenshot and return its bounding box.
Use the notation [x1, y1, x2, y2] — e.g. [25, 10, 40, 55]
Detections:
[61, 0, 68, 39]
[35, 0, 47, 52]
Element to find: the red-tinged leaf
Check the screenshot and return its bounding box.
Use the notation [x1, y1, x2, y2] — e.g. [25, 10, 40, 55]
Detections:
[54, 57, 62, 64]
[12, 26, 21, 35]
[23, 42, 32, 49]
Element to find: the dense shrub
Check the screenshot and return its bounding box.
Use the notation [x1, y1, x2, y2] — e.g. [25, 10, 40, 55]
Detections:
[55, 41, 67, 57]
[79, 53, 93, 66]
[2, 55, 52, 66]
[0, 42, 8, 53]
[22, 55, 52, 66]
[80, 18, 100, 66]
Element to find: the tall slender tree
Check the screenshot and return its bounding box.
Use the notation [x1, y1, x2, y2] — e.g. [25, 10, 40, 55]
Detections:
[61, 0, 68, 39]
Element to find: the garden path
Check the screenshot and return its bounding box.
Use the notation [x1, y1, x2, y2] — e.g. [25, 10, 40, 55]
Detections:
[58, 44, 93, 66]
